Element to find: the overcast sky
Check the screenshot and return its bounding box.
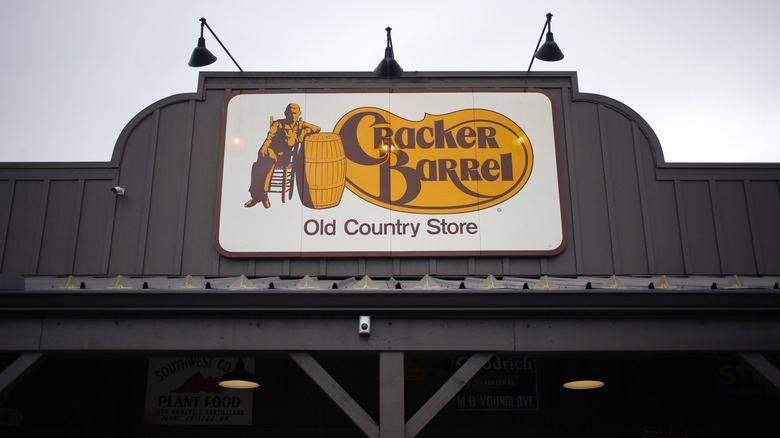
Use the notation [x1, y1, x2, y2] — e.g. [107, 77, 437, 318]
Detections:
[1, 0, 779, 163]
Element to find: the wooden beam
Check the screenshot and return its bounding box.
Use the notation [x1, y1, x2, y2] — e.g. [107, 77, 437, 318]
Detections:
[406, 352, 492, 438]
[0, 352, 45, 398]
[740, 352, 780, 393]
[5, 317, 778, 352]
[289, 352, 378, 438]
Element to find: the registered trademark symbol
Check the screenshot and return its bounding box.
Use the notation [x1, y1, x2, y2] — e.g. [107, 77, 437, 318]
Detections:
[497, 208, 502, 213]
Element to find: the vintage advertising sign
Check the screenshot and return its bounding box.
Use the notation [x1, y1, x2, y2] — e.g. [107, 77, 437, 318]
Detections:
[453, 356, 538, 410]
[215, 89, 565, 257]
[144, 357, 254, 425]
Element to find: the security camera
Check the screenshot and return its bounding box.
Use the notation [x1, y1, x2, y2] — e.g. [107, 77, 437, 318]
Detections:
[111, 186, 126, 196]
[358, 315, 371, 336]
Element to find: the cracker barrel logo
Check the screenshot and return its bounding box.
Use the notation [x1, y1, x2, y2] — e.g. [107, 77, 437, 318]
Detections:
[217, 92, 564, 257]
[333, 108, 533, 213]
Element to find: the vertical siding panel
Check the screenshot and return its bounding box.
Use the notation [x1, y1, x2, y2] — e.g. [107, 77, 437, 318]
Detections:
[247, 259, 256, 277]
[749, 180, 780, 273]
[74, 180, 114, 275]
[144, 102, 192, 274]
[602, 110, 650, 275]
[714, 180, 757, 274]
[102, 176, 119, 274]
[673, 180, 692, 274]
[645, 176, 685, 275]
[108, 113, 154, 274]
[570, 102, 613, 274]
[181, 90, 224, 275]
[398, 258, 433, 277]
[0, 180, 14, 271]
[632, 123, 656, 273]
[708, 180, 728, 273]
[254, 259, 286, 277]
[744, 180, 764, 274]
[67, 180, 85, 273]
[326, 258, 361, 277]
[680, 181, 720, 274]
[31, 180, 50, 274]
[135, 110, 161, 273]
[436, 258, 471, 276]
[473, 257, 505, 276]
[742, 181, 764, 273]
[289, 258, 319, 277]
[597, 105, 621, 273]
[38, 180, 80, 274]
[365, 259, 393, 277]
[505, 258, 543, 276]
[320, 259, 328, 276]
[173, 100, 197, 274]
[3, 181, 44, 274]
[218, 259, 253, 277]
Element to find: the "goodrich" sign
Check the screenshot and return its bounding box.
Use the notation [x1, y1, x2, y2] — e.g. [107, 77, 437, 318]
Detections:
[215, 89, 565, 257]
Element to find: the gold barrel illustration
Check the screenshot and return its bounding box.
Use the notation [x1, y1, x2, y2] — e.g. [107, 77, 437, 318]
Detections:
[303, 133, 347, 209]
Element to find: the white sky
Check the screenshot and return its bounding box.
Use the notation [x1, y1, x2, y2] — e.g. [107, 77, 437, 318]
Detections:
[1, 0, 779, 163]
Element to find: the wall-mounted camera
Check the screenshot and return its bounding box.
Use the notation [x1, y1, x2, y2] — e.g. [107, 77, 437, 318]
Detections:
[359, 315, 371, 336]
[111, 186, 126, 196]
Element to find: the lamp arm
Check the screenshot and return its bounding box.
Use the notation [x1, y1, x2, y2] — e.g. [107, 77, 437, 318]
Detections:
[385, 27, 394, 57]
[527, 13, 552, 72]
[200, 17, 244, 72]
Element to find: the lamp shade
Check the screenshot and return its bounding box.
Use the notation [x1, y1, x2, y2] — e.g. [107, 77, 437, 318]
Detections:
[562, 359, 604, 390]
[218, 358, 259, 389]
[188, 37, 218, 67]
[534, 31, 564, 62]
[374, 52, 403, 78]
[563, 379, 605, 390]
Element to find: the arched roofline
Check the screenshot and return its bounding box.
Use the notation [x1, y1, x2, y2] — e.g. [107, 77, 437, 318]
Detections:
[109, 91, 204, 166]
[570, 88, 667, 167]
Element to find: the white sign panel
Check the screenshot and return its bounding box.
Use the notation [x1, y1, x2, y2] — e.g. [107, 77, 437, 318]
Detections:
[215, 89, 566, 257]
[144, 357, 254, 425]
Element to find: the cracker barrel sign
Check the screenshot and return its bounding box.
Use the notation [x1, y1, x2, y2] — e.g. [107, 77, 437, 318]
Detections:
[215, 90, 565, 257]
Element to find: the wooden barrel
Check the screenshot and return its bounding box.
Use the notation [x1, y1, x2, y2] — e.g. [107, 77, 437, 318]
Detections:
[303, 133, 347, 209]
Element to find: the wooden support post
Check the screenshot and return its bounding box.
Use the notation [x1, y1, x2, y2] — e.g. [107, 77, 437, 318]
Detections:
[380, 352, 405, 438]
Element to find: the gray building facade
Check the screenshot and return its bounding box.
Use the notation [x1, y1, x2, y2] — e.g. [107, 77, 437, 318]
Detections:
[0, 72, 778, 437]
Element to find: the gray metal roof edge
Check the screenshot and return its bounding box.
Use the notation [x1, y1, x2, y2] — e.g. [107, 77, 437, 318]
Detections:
[195, 70, 580, 79]
[2, 288, 779, 319]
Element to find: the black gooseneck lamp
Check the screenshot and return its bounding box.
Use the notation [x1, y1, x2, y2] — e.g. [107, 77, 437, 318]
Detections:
[188, 17, 244, 72]
[374, 27, 403, 79]
[527, 13, 564, 71]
